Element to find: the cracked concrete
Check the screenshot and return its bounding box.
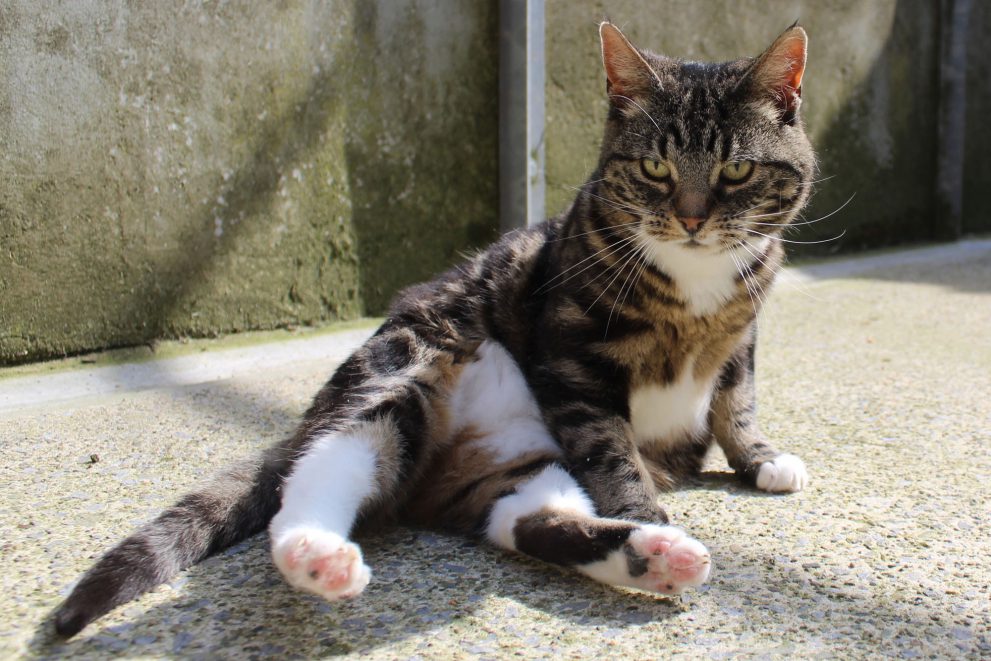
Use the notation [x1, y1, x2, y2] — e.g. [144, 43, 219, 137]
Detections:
[2, 240, 989, 659]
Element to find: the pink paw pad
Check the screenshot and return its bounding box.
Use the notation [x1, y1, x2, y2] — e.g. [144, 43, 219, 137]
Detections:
[629, 525, 711, 594]
[271, 528, 371, 601]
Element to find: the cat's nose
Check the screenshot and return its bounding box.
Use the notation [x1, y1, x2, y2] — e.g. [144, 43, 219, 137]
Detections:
[678, 217, 706, 234]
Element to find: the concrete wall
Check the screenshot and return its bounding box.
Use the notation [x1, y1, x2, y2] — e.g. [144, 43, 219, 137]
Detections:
[545, 1, 991, 254]
[3, 1, 988, 365]
[1, 1, 498, 364]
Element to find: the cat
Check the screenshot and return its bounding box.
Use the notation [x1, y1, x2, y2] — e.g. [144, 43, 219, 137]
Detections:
[53, 21, 814, 638]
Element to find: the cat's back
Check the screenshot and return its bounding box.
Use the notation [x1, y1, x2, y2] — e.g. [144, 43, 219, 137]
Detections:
[383, 219, 561, 347]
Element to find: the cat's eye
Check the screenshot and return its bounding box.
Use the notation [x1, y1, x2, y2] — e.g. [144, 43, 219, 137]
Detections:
[640, 158, 671, 180]
[720, 160, 754, 183]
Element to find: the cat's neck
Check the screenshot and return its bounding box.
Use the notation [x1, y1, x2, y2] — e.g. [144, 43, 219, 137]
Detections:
[641, 238, 773, 317]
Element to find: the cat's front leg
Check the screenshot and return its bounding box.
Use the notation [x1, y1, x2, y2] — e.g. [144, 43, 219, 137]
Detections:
[556, 411, 668, 522]
[520, 368, 711, 592]
[710, 333, 809, 493]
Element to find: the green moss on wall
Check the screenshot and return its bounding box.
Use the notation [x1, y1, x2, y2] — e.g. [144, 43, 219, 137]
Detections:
[0, 0, 498, 365]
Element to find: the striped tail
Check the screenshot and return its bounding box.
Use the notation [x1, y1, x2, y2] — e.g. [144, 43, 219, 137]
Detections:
[53, 446, 290, 638]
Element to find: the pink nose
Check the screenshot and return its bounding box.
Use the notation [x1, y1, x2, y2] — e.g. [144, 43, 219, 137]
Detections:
[679, 217, 705, 233]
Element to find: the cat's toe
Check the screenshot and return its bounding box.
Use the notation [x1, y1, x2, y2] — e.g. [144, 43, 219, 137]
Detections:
[627, 525, 711, 594]
[756, 453, 809, 493]
[272, 528, 371, 601]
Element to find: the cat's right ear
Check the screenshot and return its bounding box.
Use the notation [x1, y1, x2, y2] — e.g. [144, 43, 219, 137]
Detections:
[599, 22, 660, 106]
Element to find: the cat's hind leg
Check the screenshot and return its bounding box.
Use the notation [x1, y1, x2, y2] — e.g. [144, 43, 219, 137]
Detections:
[268, 420, 390, 600]
[270, 328, 466, 601]
[486, 464, 711, 595]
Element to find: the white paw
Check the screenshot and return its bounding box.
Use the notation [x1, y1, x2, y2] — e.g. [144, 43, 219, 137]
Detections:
[271, 528, 371, 601]
[626, 525, 712, 594]
[756, 453, 809, 493]
[582, 524, 711, 594]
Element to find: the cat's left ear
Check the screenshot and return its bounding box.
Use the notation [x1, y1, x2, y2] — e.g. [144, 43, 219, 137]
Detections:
[742, 25, 807, 122]
[599, 22, 661, 106]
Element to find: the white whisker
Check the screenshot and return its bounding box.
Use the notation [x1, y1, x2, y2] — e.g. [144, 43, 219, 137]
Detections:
[607, 95, 663, 134]
[549, 220, 642, 244]
[536, 233, 641, 294]
[566, 185, 654, 218]
[605, 241, 649, 338]
[742, 227, 847, 245]
[585, 238, 645, 317]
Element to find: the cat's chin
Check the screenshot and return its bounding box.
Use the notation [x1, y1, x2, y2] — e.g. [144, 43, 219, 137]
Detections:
[655, 236, 720, 252]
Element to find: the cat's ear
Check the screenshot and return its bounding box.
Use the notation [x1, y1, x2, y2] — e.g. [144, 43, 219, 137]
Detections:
[599, 22, 660, 105]
[743, 25, 807, 122]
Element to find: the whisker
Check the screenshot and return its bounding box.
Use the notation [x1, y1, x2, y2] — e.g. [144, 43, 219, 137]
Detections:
[585, 238, 645, 316]
[735, 241, 776, 308]
[737, 239, 825, 304]
[742, 227, 847, 245]
[734, 209, 788, 222]
[607, 95, 663, 134]
[777, 174, 837, 188]
[732, 200, 773, 217]
[730, 251, 762, 329]
[606, 241, 649, 337]
[573, 177, 609, 187]
[549, 220, 642, 244]
[566, 185, 655, 218]
[536, 233, 641, 294]
[786, 193, 857, 227]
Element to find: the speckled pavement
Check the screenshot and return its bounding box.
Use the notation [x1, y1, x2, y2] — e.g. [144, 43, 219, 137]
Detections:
[2, 240, 990, 660]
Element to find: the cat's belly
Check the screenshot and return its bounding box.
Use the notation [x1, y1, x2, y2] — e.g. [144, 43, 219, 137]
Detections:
[628, 368, 716, 445]
[447, 340, 561, 463]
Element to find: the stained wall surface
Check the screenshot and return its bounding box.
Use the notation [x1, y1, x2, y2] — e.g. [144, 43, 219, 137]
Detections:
[1, 1, 499, 364]
[3, 1, 987, 364]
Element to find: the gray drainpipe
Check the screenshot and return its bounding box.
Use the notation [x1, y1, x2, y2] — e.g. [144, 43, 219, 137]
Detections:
[499, 0, 545, 232]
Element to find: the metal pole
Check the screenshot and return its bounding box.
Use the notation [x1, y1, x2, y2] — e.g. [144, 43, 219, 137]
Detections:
[935, 0, 972, 240]
[499, 0, 545, 232]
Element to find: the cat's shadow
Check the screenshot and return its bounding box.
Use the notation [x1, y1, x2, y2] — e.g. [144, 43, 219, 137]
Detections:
[28, 527, 693, 659]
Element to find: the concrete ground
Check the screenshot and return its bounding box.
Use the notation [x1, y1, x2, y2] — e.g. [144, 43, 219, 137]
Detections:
[2, 240, 990, 660]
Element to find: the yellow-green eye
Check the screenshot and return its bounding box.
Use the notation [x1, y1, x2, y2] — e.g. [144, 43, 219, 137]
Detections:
[640, 158, 671, 180]
[720, 160, 754, 182]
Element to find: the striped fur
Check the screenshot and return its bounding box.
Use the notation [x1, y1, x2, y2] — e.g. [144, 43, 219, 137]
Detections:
[55, 23, 815, 637]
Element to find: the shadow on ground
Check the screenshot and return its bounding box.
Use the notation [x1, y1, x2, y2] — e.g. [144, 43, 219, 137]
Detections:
[28, 528, 686, 658]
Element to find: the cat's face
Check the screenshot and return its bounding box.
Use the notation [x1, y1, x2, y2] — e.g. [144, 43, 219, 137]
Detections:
[595, 24, 815, 254]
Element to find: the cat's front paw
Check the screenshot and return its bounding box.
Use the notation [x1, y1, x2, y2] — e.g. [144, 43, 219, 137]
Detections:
[272, 528, 371, 601]
[623, 525, 711, 594]
[756, 453, 809, 493]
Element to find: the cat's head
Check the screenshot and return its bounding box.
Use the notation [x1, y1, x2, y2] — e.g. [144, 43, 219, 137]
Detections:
[593, 23, 815, 253]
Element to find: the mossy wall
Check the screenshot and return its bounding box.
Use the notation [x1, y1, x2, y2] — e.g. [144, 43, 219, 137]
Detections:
[545, 1, 970, 255]
[1, 0, 498, 364]
[3, 2, 986, 365]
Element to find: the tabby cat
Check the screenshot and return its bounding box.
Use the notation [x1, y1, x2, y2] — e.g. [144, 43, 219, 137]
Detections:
[54, 22, 814, 638]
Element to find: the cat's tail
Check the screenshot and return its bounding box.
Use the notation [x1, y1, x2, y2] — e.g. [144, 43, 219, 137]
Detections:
[53, 445, 292, 639]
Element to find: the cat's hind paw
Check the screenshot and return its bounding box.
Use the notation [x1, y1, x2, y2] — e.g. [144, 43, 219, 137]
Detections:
[272, 528, 371, 601]
[756, 453, 809, 493]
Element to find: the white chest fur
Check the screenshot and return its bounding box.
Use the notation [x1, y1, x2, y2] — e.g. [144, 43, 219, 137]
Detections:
[642, 237, 769, 316]
[628, 360, 716, 445]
